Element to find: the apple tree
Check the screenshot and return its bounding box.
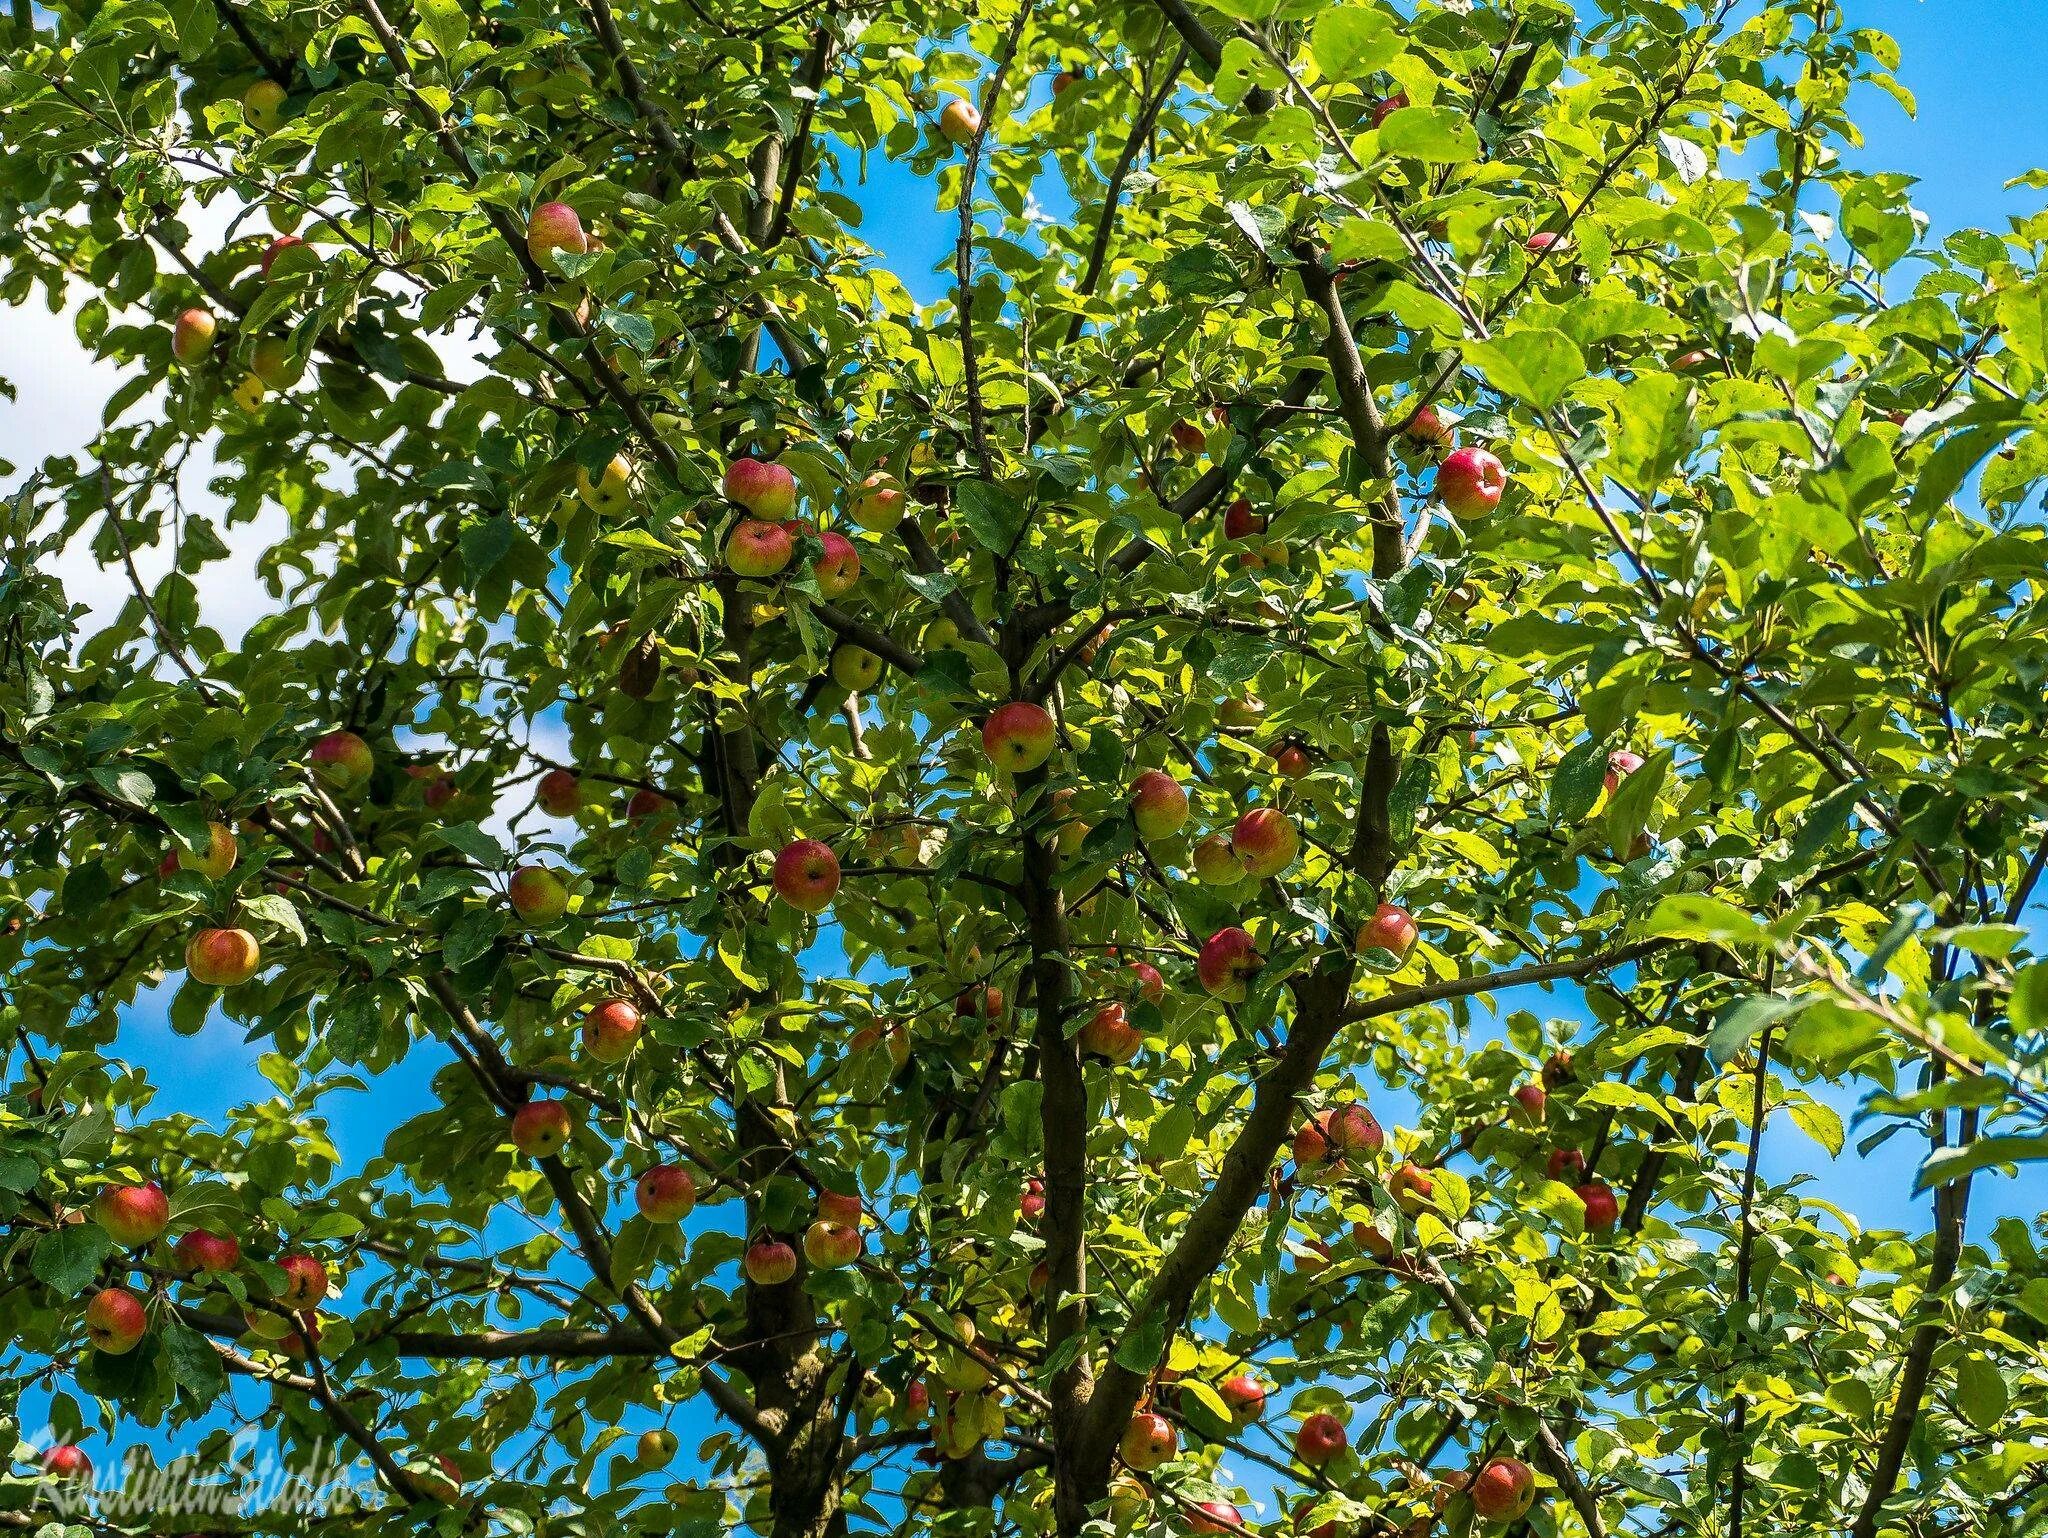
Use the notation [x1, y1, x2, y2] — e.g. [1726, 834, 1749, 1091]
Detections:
[1, 0, 2046, 1534]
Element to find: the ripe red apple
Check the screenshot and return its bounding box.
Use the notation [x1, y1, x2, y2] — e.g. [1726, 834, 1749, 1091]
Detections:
[173, 1229, 241, 1274]
[1222, 497, 1265, 541]
[1166, 420, 1205, 455]
[814, 531, 861, 598]
[849, 471, 905, 531]
[42, 1445, 91, 1481]
[1353, 1219, 1396, 1263]
[1129, 770, 1188, 840]
[509, 1098, 574, 1157]
[1187, 1500, 1242, 1534]
[187, 926, 261, 986]
[309, 729, 374, 791]
[278, 1252, 329, 1310]
[817, 1190, 863, 1227]
[1546, 1146, 1586, 1182]
[772, 838, 841, 913]
[1371, 90, 1409, 127]
[1404, 402, 1453, 446]
[1119, 1410, 1176, 1472]
[981, 701, 1057, 773]
[1388, 1162, 1435, 1215]
[1192, 833, 1242, 886]
[1196, 927, 1261, 1001]
[726, 518, 796, 577]
[1295, 1237, 1333, 1276]
[1575, 1179, 1619, 1234]
[938, 98, 981, 145]
[1079, 1002, 1141, 1065]
[1471, 1456, 1535, 1522]
[1273, 742, 1311, 779]
[637, 1428, 678, 1467]
[1129, 961, 1165, 1004]
[1604, 748, 1644, 796]
[1524, 230, 1562, 253]
[1356, 902, 1417, 961]
[803, 1219, 862, 1269]
[536, 770, 585, 819]
[1328, 1103, 1385, 1154]
[1019, 1178, 1045, 1224]
[636, 1165, 697, 1222]
[260, 233, 308, 278]
[582, 997, 641, 1063]
[1671, 348, 1714, 373]
[850, 1021, 911, 1070]
[1292, 1118, 1342, 1177]
[525, 201, 588, 265]
[85, 1287, 147, 1354]
[1294, 1411, 1347, 1466]
[171, 307, 216, 365]
[744, 1236, 798, 1285]
[1231, 806, 1299, 880]
[95, 1181, 170, 1246]
[1435, 446, 1506, 519]
[1511, 1082, 1547, 1125]
[507, 865, 570, 924]
[957, 984, 1005, 1023]
[1052, 69, 1080, 95]
[1218, 1373, 1265, 1427]
[626, 788, 672, 822]
[724, 457, 798, 518]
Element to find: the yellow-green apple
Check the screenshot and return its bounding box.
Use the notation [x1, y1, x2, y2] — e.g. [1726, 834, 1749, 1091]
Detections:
[924, 616, 962, 650]
[1217, 696, 1264, 730]
[187, 927, 261, 985]
[1231, 807, 1298, 880]
[1218, 1374, 1265, 1427]
[1575, 1179, 1618, 1233]
[938, 98, 981, 145]
[831, 645, 882, 691]
[723, 458, 797, 518]
[177, 821, 240, 879]
[1222, 498, 1264, 541]
[1511, 1082, 1547, 1125]
[171, 308, 215, 365]
[1389, 1162, 1436, 1215]
[803, 1219, 862, 1269]
[725, 518, 796, 577]
[525, 201, 588, 265]
[1295, 1412, 1346, 1466]
[1129, 961, 1165, 1004]
[249, 335, 302, 389]
[848, 472, 905, 531]
[1604, 748, 1644, 795]
[637, 1429, 677, 1468]
[1119, 1411, 1176, 1472]
[1192, 833, 1242, 886]
[85, 1287, 147, 1354]
[581, 997, 641, 1063]
[173, 1229, 241, 1274]
[744, 1236, 798, 1285]
[509, 1098, 574, 1157]
[576, 454, 634, 515]
[536, 769, 580, 817]
[814, 531, 860, 598]
[635, 1164, 696, 1222]
[981, 701, 1056, 773]
[508, 865, 570, 924]
[278, 1252, 329, 1309]
[1471, 1457, 1535, 1522]
[1196, 927, 1261, 1000]
[1129, 770, 1188, 840]
[243, 80, 287, 132]
[772, 838, 841, 913]
[1546, 1147, 1586, 1182]
[230, 374, 266, 414]
[1356, 902, 1417, 961]
[1079, 1002, 1141, 1065]
[42, 1445, 91, 1481]
[1435, 446, 1505, 519]
[309, 729, 373, 791]
[95, 1181, 169, 1246]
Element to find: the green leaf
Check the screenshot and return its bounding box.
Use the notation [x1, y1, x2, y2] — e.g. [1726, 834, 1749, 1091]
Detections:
[33, 1225, 115, 1293]
[1112, 1309, 1167, 1373]
[324, 992, 383, 1065]
[1464, 330, 1584, 411]
[955, 481, 1028, 555]
[1915, 1135, 2048, 1193]
[1212, 39, 1284, 109]
[1705, 995, 1800, 1067]
[1377, 106, 1479, 164]
[169, 1181, 243, 1232]
[1310, 8, 1403, 81]
[1786, 1097, 1844, 1158]
[431, 821, 507, 868]
[1641, 895, 1774, 947]
[416, 0, 469, 57]
[1955, 1355, 2010, 1431]
[998, 1081, 1042, 1154]
[89, 765, 156, 807]
[1548, 739, 1606, 825]
[442, 909, 504, 970]
[1608, 372, 1696, 490]
[461, 515, 514, 580]
[161, 1316, 228, 1405]
[237, 893, 306, 946]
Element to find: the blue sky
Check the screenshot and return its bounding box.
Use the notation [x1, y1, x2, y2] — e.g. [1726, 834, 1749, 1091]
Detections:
[14, 0, 2048, 1513]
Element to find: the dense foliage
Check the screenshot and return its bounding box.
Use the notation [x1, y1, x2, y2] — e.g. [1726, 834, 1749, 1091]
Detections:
[2, 0, 2047, 1534]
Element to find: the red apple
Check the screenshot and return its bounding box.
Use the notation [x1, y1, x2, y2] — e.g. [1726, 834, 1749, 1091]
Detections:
[1119, 1410, 1176, 1472]
[95, 1181, 169, 1246]
[814, 531, 861, 598]
[1231, 807, 1299, 880]
[1273, 742, 1311, 779]
[849, 471, 905, 532]
[1129, 961, 1165, 1005]
[42, 1445, 90, 1481]
[803, 1219, 862, 1269]
[1575, 1180, 1619, 1234]
[259, 233, 309, 278]
[817, 1190, 863, 1227]
[1471, 1456, 1535, 1522]
[1604, 748, 1644, 796]
[85, 1287, 147, 1354]
[1222, 498, 1265, 541]
[1217, 696, 1264, 730]
[1511, 1082, 1547, 1125]
[525, 201, 588, 265]
[309, 729, 373, 791]
[581, 997, 641, 1063]
[1052, 69, 1080, 95]
[1196, 927, 1261, 1001]
[1403, 402, 1453, 446]
[1327, 1103, 1384, 1154]
[627, 788, 673, 822]
[724, 457, 798, 518]
[171, 307, 216, 365]
[1167, 420, 1205, 455]
[981, 702, 1057, 773]
[744, 1236, 798, 1285]
[173, 1229, 241, 1274]
[1672, 348, 1714, 373]
[509, 1099, 574, 1157]
[1435, 446, 1506, 519]
[1192, 833, 1242, 885]
[939, 98, 981, 145]
[636, 1165, 697, 1222]
[278, 1252, 329, 1310]
[1130, 770, 1188, 840]
[1546, 1147, 1586, 1182]
[772, 838, 841, 913]
[1187, 1500, 1242, 1534]
[1371, 91, 1408, 127]
[1218, 1373, 1265, 1427]
[1356, 902, 1417, 961]
[1294, 1411, 1347, 1466]
[1524, 230, 1562, 253]
[956, 984, 1005, 1023]
[1079, 1002, 1141, 1065]
[1352, 1219, 1396, 1263]
[1388, 1162, 1435, 1215]
[726, 518, 796, 577]
[850, 1021, 911, 1070]
[507, 865, 570, 924]
[1019, 1178, 1045, 1224]
[187, 926, 261, 985]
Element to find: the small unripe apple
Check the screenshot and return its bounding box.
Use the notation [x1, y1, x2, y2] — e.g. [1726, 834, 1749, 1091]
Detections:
[176, 821, 240, 880]
[85, 1287, 147, 1354]
[981, 701, 1056, 773]
[726, 518, 796, 577]
[1079, 1003, 1141, 1065]
[1435, 446, 1506, 519]
[1196, 927, 1261, 1001]
[724, 458, 798, 519]
[1471, 1456, 1536, 1522]
[536, 769, 580, 817]
[278, 1252, 329, 1310]
[803, 1219, 862, 1269]
[1388, 1161, 1436, 1215]
[1192, 833, 1242, 886]
[509, 1098, 574, 1157]
[772, 839, 841, 913]
[243, 80, 287, 132]
[814, 531, 860, 598]
[938, 98, 982, 145]
[1294, 1411, 1347, 1466]
[309, 729, 374, 791]
[1356, 902, 1417, 961]
[576, 454, 634, 516]
[526, 201, 589, 266]
[1119, 1410, 1176, 1472]
[635, 1165, 697, 1222]
[187, 927, 261, 986]
[173, 1229, 241, 1274]
[1231, 806, 1298, 880]
[1575, 1179, 1619, 1234]
[831, 645, 883, 692]
[95, 1181, 170, 1246]
[508, 865, 571, 925]
[744, 1236, 798, 1285]
[637, 1429, 678, 1468]
[1129, 770, 1188, 840]
[848, 472, 905, 531]
[581, 997, 641, 1063]
[171, 307, 216, 365]
[249, 334, 302, 389]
